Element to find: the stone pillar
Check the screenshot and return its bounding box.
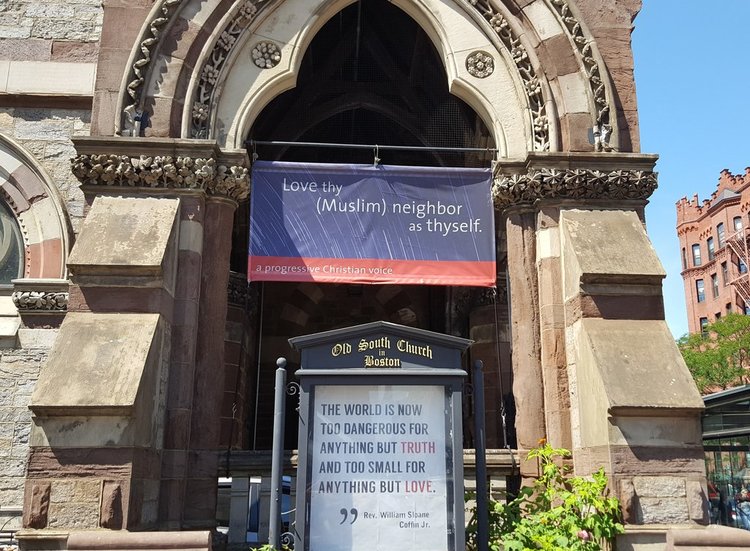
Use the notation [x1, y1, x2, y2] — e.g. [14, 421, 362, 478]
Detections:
[18, 138, 250, 547]
[504, 207, 545, 471]
[495, 152, 709, 545]
[184, 196, 237, 528]
[160, 192, 205, 530]
[536, 206, 571, 450]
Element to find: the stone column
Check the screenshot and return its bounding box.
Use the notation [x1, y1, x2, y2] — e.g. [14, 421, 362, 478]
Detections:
[504, 207, 546, 469]
[161, 192, 205, 530]
[184, 196, 237, 528]
[535, 205, 571, 450]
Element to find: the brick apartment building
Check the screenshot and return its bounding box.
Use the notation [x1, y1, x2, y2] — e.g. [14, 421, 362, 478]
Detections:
[677, 168, 750, 334]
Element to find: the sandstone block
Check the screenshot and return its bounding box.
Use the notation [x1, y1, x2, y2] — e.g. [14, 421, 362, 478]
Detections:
[633, 476, 686, 498]
[639, 496, 690, 524]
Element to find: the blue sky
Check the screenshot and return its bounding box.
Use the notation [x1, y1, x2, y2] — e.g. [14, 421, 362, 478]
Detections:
[633, 1, 750, 338]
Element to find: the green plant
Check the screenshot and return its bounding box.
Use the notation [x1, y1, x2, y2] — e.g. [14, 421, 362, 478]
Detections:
[467, 443, 624, 551]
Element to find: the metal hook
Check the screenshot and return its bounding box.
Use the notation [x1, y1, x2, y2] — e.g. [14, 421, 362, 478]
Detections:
[373, 144, 380, 166]
[251, 139, 259, 162]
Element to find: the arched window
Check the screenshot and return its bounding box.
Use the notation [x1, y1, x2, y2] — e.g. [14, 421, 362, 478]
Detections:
[0, 200, 23, 285]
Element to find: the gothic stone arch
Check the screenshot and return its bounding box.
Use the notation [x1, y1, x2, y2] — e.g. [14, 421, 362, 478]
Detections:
[19, 0, 712, 548]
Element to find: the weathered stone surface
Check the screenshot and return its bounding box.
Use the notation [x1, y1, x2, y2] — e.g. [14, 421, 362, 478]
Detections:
[506, 209, 545, 453]
[66, 530, 212, 550]
[49, 479, 100, 503]
[68, 196, 179, 276]
[639, 496, 690, 524]
[0, 38, 51, 60]
[24, 481, 50, 528]
[99, 480, 124, 529]
[667, 524, 750, 547]
[30, 312, 160, 414]
[633, 476, 686, 498]
[620, 478, 637, 524]
[578, 319, 703, 412]
[686, 479, 709, 524]
[561, 209, 665, 300]
[48, 501, 99, 529]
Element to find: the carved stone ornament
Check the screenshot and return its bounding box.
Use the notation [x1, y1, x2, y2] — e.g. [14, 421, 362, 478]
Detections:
[252, 41, 281, 69]
[547, 0, 612, 151]
[228, 271, 250, 306]
[70, 154, 250, 201]
[12, 291, 68, 311]
[466, 50, 494, 78]
[192, 0, 270, 138]
[467, 0, 548, 150]
[492, 168, 658, 208]
[122, 0, 184, 137]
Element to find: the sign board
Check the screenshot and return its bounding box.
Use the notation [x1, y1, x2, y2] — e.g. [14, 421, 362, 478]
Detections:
[290, 322, 470, 551]
[249, 161, 495, 286]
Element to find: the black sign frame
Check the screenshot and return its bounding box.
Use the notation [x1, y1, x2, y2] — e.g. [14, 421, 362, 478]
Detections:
[290, 321, 471, 551]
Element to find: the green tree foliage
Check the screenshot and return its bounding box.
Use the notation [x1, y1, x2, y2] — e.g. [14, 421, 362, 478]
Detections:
[677, 313, 750, 394]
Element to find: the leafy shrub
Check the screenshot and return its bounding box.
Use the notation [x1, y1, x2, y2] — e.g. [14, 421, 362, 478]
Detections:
[467, 443, 623, 551]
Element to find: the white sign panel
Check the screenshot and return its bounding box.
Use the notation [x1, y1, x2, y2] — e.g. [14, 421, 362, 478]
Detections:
[309, 384, 450, 551]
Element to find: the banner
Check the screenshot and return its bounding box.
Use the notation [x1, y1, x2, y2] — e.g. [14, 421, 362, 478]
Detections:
[248, 161, 495, 286]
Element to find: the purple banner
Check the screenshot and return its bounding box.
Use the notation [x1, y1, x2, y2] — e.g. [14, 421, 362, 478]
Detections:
[248, 161, 495, 286]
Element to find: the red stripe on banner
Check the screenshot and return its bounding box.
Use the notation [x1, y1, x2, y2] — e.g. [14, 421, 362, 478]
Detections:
[248, 256, 496, 286]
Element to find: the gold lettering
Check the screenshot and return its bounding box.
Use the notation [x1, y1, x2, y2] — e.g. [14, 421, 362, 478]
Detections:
[396, 339, 433, 359]
[363, 355, 401, 368]
[331, 342, 351, 357]
[358, 336, 391, 352]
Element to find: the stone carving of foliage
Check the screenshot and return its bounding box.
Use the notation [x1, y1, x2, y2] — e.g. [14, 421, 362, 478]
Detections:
[192, 0, 270, 138]
[492, 169, 658, 208]
[122, 0, 184, 136]
[71, 154, 250, 200]
[468, 0, 549, 150]
[546, 0, 612, 151]
[13, 291, 68, 311]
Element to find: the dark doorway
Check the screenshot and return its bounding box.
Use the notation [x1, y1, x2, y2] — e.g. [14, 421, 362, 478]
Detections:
[230, 0, 512, 450]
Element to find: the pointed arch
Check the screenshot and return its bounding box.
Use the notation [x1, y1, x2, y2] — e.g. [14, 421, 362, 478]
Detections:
[112, 0, 620, 155]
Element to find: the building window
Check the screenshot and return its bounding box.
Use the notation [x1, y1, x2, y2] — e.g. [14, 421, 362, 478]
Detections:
[727, 302, 733, 313]
[717, 223, 726, 248]
[692, 244, 702, 266]
[696, 279, 705, 302]
[682, 247, 687, 270]
[721, 261, 729, 286]
[0, 200, 23, 285]
[734, 216, 743, 232]
[700, 317, 709, 336]
[740, 259, 748, 274]
[707, 237, 715, 261]
[711, 273, 719, 298]
[715, 312, 721, 320]
[745, 303, 750, 316]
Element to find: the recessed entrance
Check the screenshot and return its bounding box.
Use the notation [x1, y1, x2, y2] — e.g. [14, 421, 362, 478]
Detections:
[225, 0, 512, 452]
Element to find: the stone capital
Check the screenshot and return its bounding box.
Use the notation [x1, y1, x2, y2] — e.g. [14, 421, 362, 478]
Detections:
[71, 137, 249, 202]
[492, 153, 659, 209]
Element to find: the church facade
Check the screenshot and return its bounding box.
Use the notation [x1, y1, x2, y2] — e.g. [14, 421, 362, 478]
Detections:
[0, 0, 721, 549]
